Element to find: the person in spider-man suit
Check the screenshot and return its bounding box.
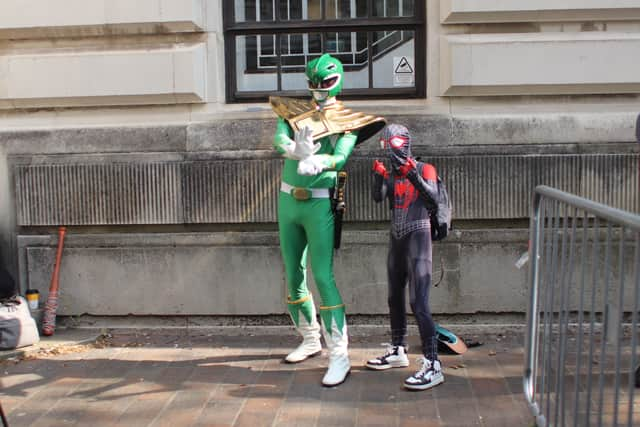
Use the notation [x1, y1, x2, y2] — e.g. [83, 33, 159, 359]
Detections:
[365, 123, 444, 391]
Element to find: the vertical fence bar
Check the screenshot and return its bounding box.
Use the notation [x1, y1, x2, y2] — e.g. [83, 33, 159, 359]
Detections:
[612, 226, 626, 426]
[573, 210, 588, 427]
[558, 207, 578, 426]
[585, 217, 600, 424]
[596, 223, 614, 427]
[545, 200, 561, 425]
[524, 189, 544, 423]
[554, 204, 570, 427]
[628, 232, 640, 427]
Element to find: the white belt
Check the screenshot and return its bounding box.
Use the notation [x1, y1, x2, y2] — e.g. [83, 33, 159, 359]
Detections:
[281, 182, 330, 200]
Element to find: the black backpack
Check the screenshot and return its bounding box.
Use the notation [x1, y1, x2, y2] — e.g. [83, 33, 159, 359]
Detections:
[429, 174, 452, 241]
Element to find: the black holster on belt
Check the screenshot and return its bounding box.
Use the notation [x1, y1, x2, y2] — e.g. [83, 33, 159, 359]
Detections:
[332, 171, 347, 249]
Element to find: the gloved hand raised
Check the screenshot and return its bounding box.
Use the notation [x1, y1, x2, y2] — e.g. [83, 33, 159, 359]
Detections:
[372, 160, 389, 178]
[281, 126, 320, 160]
[395, 157, 416, 177]
[294, 126, 321, 159]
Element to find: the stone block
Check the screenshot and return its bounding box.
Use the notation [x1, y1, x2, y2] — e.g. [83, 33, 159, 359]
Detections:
[0, 126, 187, 155]
[0, 0, 204, 38]
[187, 119, 278, 152]
[449, 112, 638, 145]
[440, 0, 640, 24]
[441, 33, 640, 96]
[21, 233, 286, 316]
[2, 44, 206, 109]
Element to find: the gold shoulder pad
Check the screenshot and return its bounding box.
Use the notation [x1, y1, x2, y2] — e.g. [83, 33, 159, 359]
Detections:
[269, 96, 386, 145]
[269, 96, 316, 121]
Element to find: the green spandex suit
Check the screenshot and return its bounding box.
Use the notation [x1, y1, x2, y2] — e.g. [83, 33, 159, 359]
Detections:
[274, 118, 357, 333]
[271, 53, 361, 387]
[272, 53, 384, 386]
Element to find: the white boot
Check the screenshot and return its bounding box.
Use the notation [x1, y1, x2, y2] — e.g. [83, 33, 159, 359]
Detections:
[285, 313, 322, 363]
[321, 316, 351, 387]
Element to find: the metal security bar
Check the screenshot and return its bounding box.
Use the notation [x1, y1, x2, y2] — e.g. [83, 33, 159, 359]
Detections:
[524, 185, 640, 427]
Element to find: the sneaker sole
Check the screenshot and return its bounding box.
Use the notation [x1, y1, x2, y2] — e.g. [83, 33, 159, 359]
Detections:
[283, 350, 322, 364]
[403, 376, 444, 391]
[365, 361, 410, 371]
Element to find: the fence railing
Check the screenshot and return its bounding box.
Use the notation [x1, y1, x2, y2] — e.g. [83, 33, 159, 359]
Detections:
[524, 185, 640, 427]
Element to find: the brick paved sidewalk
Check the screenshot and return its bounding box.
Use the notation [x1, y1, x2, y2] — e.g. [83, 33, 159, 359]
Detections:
[1, 327, 533, 427]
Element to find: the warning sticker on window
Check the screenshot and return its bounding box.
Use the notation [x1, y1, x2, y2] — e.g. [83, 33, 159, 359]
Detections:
[393, 56, 414, 87]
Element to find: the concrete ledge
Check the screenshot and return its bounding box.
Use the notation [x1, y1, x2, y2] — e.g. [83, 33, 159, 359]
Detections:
[15, 225, 637, 318]
[18, 228, 635, 317]
[17, 229, 530, 316]
[440, 0, 640, 24]
[0, 126, 188, 155]
[1, 112, 638, 155]
[1, 44, 206, 109]
[441, 33, 640, 96]
[0, 0, 204, 39]
[57, 312, 529, 329]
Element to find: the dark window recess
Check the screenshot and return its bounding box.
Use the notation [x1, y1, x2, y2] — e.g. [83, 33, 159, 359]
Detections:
[260, 0, 273, 20]
[261, 34, 274, 55]
[223, 0, 425, 102]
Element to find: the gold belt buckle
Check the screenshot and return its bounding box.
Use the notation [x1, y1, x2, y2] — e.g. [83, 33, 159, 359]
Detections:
[292, 187, 311, 201]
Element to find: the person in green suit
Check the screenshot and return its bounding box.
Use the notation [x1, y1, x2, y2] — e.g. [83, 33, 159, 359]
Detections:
[270, 53, 384, 386]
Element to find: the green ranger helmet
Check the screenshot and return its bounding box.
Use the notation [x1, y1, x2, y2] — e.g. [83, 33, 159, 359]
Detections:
[305, 53, 344, 102]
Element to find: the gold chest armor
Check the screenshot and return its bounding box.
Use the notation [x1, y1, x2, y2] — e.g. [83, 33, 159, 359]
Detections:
[270, 96, 386, 145]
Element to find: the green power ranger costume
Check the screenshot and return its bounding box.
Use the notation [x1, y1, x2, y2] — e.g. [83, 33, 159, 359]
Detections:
[271, 54, 385, 386]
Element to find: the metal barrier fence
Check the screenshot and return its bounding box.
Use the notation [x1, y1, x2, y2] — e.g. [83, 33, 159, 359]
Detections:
[524, 185, 640, 427]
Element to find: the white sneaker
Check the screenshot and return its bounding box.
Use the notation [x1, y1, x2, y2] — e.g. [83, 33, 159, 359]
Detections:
[404, 357, 444, 391]
[366, 344, 410, 370]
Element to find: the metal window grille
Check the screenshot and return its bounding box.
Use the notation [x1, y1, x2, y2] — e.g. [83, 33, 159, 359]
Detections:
[223, 0, 425, 102]
[524, 185, 640, 426]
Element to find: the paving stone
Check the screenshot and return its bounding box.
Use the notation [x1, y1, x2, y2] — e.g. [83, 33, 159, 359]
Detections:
[149, 390, 210, 427]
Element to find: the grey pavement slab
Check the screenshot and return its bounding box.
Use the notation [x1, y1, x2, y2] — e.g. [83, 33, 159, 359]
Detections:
[1, 327, 534, 427]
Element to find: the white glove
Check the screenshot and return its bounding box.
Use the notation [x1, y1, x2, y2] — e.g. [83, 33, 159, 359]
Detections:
[292, 126, 320, 160]
[280, 137, 299, 159]
[297, 155, 326, 176]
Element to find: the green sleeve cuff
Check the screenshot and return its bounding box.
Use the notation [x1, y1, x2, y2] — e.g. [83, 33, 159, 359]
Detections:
[274, 117, 293, 155]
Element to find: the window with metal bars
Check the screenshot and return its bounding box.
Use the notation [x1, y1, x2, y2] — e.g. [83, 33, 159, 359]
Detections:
[223, 0, 425, 102]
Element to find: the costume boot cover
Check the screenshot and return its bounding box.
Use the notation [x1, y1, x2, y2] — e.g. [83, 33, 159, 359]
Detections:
[320, 304, 350, 386]
[286, 294, 322, 363]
